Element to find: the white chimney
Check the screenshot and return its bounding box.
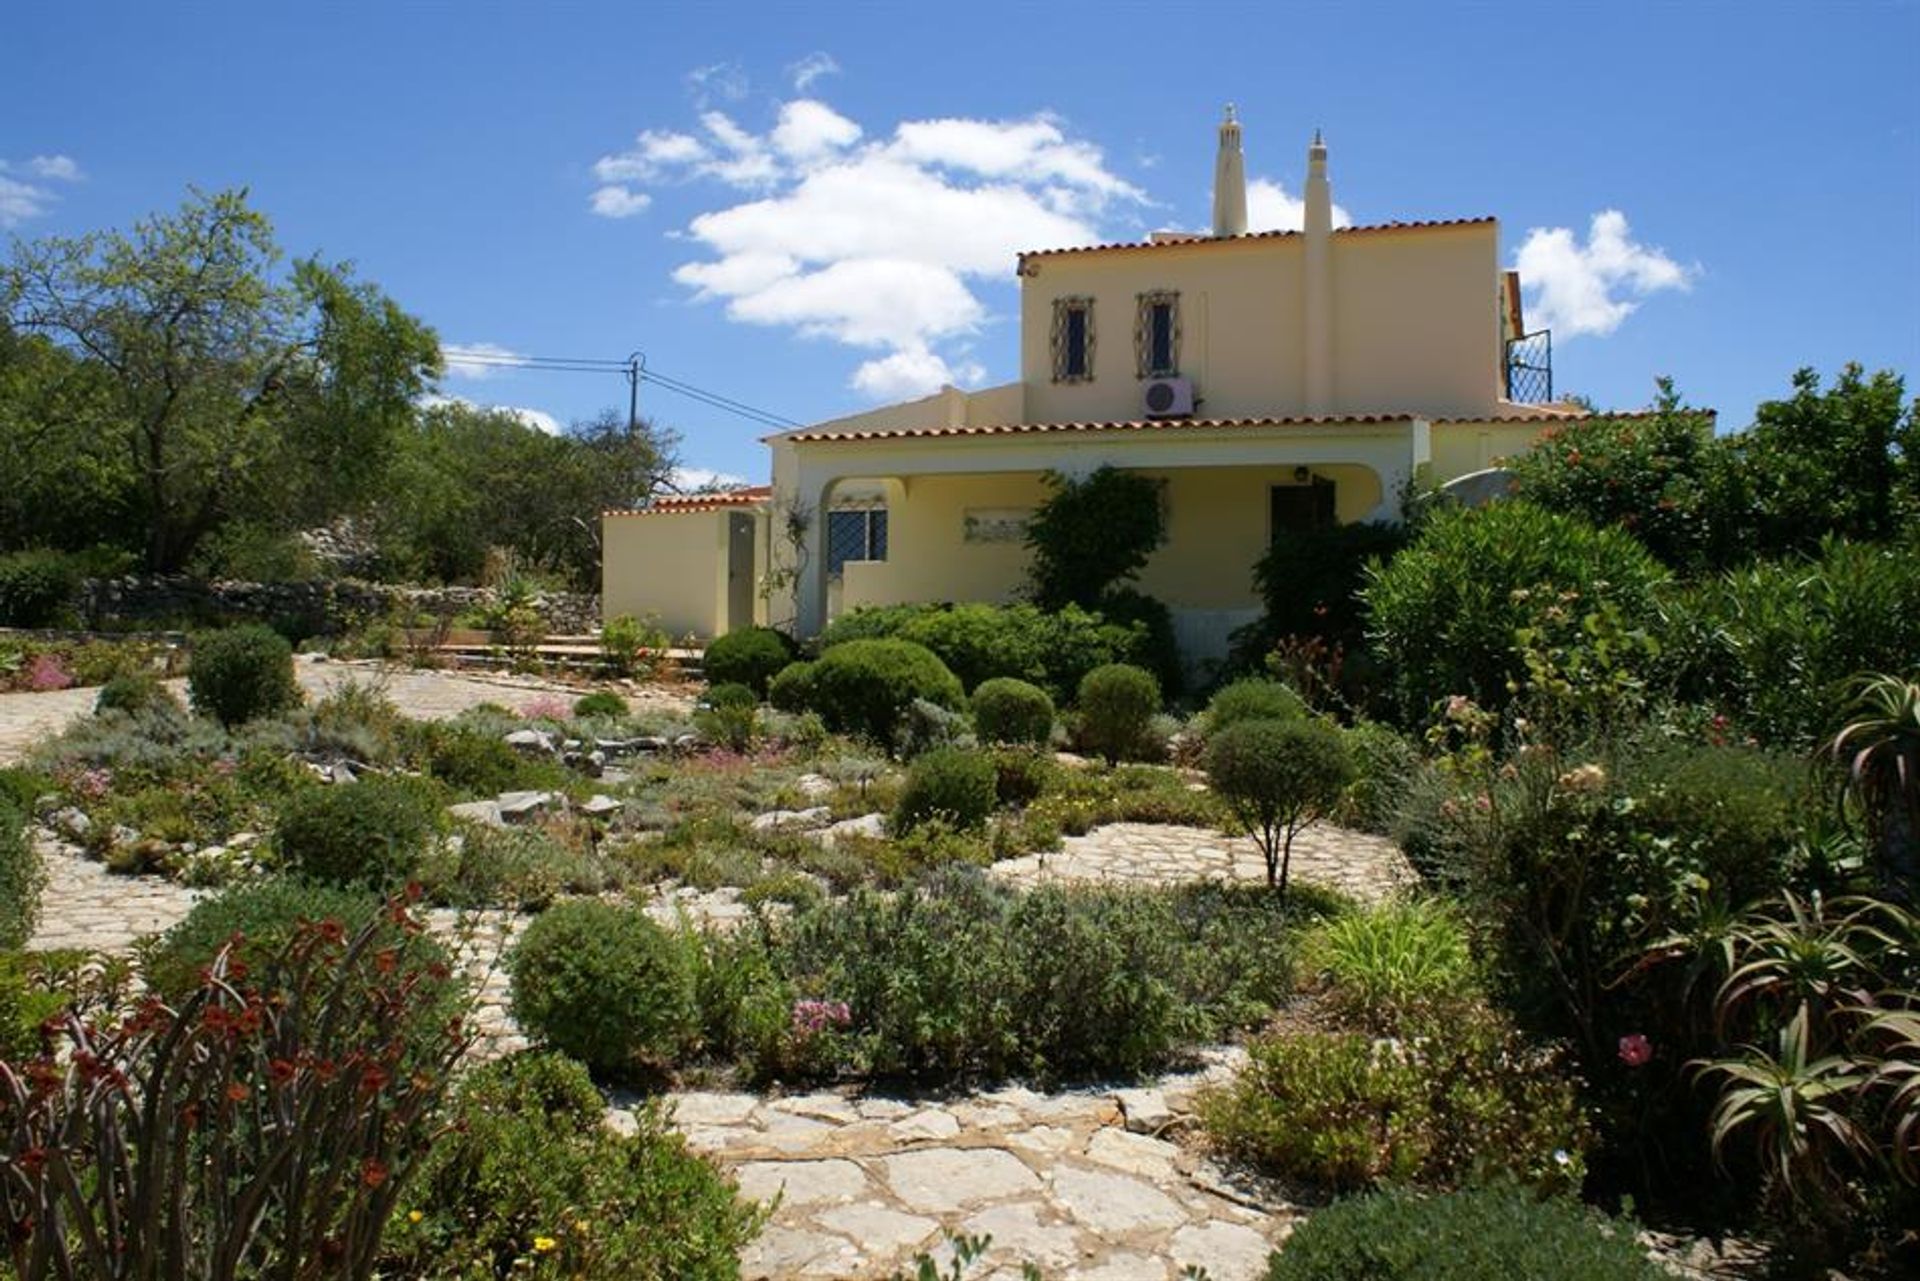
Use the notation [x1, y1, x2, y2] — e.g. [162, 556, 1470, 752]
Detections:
[1212, 105, 1248, 238]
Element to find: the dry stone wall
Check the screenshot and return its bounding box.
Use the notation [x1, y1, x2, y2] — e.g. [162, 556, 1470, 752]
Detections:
[78, 576, 600, 636]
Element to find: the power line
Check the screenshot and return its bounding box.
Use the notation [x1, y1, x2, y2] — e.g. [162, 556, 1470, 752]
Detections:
[441, 351, 802, 430]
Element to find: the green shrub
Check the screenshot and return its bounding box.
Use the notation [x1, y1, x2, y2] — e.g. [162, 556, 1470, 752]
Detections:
[137, 879, 449, 1006]
[894, 747, 998, 833]
[1674, 536, 1920, 747]
[1207, 717, 1355, 894]
[990, 746, 1055, 807]
[1246, 520, 1412, 653]
[972, 677, 1056, 746]
[416, 823, 622, 910]
[274, 775, 443, 888]
[1203, 677, 1306, 739]
[600, 612, 669, 677]
[1076, 663, 1161, 764]
[187, 624, 301, 726]
[414, 721, 562, 798]
[93, 669, 180, 717]
[695, 682, 759, 752]
[705, 681, 756, 709]
[0, 951, 68, 1059]
[802, 638, 964, 744]
[1095, 586, 1184, 698]
[767, 659, 817, 713]
[573, 690, 628, 719]
[1203, 1000, 1589, 1194]
[701, 626, 798, 698]
[1363, 501, 1668, 724]
[1025, 465, 1165, 611]
[507, 900, 695, 1079]
[1304, 899, 1476, 1029]
[0, 800, 43, 950]
[819, 601, 1159, 703]
[388, 1051, 758, 1279]
[0, 549, 81, 627]
[1267, 1183, 1672, 1281]
[1338, 720, 1422, 835]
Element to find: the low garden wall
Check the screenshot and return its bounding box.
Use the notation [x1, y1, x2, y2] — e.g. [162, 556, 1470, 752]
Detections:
[77, 576, 601, 637]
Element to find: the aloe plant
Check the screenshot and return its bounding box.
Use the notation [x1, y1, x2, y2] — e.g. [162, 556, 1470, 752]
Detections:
[1830, 673, 1920, 899]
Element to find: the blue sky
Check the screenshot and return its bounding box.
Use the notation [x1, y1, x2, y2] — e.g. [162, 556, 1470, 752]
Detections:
[6, 0, 1916, 486]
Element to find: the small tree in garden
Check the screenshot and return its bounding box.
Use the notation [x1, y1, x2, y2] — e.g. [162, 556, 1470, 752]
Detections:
[1025, 465, 1165, 609]
[1207, 717, 1354, 898]
[0, 895, 472, 1280]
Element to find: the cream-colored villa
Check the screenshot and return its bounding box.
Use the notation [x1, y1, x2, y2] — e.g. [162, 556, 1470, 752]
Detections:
[604, 110, 1609, 665]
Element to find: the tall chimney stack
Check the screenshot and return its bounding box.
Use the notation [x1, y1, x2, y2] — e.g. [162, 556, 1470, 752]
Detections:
[1212, 105, 1248, 238]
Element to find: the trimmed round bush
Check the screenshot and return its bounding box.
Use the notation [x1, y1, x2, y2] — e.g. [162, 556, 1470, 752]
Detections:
[972, 677, 1055, 746]
[1076, 663, 1162, 764]
[705, 681, 757, 710]
[572, 690, 628, 719]
[94, 669, 180, 717]
[804, 639, 964, 744]
[507, 899, 695, 1078]
[767, 660, 818, 713]
[138, 878, 397, 999]
[1266, 1183, 1668, 1280]
[274, 775, 443, 888]
[188, 624, 301, 726]
[1204, 677, 1307, 738]
[893, 746, 998, 833]
[702, 626, 799, 698]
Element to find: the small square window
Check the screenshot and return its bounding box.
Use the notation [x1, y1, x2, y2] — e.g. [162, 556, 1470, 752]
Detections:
[1051, 297, 1095, 383]
[1135, 291, 1180, 377]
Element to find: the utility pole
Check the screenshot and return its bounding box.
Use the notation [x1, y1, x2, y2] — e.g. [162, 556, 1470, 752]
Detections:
[625, 351, 645, 438]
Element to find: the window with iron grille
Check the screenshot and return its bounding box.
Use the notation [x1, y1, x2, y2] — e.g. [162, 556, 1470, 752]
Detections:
[1135, 290, 1180, 377]
[826, 508, 887, 575]
[1051, 297, 1095, 383]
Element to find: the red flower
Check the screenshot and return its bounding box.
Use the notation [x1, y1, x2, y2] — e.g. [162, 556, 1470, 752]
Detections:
[361, 1158, 389, 1189]
[269, 1058, 297, 1084]
[1618, 1033, 1653, 1067]
[226, 1083, 251, 1102]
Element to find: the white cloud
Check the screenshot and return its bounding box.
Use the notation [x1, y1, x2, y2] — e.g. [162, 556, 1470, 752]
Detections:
[28, 155, 81, 181]
[771, 99, 862, 163]
[590, 185, 652, 218]
[669, 465, 751, 492]
[685, 61, 748, 107]
[1247, 177, 1352, 232]
[850, 345, 986, 400]
[420, 393, 563, 435]
[596, 95, 1142, 402]
[1515, 210, 1695, 339]
[441, 342, 528, 380]
[787, 52, 840, 92]
[0, 155, 82, 227]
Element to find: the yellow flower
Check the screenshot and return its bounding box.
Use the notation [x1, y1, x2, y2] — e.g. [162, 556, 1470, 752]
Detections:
[533, 1237, 558, 1253]
[407, 1210, 423, 1224]
[573, 1220, 590, 1234]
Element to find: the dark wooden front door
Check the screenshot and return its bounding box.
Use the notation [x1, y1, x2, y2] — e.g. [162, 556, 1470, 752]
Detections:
[1270, 479, 1336, 538]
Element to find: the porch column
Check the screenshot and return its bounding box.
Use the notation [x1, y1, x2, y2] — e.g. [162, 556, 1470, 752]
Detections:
[792, 469, 837, 638]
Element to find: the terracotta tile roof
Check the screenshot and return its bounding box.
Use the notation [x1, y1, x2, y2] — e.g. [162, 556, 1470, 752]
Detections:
[603, 485, 771, 517]
[783, 414, 1421, 444]
[1016, 217, 1498, 265]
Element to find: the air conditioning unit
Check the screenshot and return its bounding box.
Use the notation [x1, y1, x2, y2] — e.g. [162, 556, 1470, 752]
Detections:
[1142, 376, 1194, 419]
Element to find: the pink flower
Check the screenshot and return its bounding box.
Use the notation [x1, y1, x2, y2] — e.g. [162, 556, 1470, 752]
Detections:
[790, 998, 852, 1037]
[1618, 1034, 1652, 1068]
[518, 695, 573, 722]
[73, 768, 113, 800]
[25, 654, 72, 692]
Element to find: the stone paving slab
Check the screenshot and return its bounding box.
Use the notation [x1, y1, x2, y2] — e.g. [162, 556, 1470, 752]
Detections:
[993, 821, 1412, 905]
[0, 660, 693, 765]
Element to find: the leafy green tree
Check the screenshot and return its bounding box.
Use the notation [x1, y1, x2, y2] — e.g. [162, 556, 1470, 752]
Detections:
[1024, 465, 1164, 609]
[1, 188, 439, 571]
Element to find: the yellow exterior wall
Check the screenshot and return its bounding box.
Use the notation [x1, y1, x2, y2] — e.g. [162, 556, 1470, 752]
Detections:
[1017, 224, 1505, 423]
[836, 463, 1386, 617]
[1428, 419, 1550, 479]
[601, 510, 732, 640]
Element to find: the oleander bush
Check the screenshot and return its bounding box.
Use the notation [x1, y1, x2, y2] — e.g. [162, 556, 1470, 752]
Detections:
[893, 746, 998, 833]
[1075, 663, 1161, 764]
[507, 899, 696, 1080]
[701, 626, 798, 698]
[1266, 1183, 1673, 1281]
[0, 549, 81, 627]
[972, 677, 1056, 746]
[796, 638, 964, 745]
[385, 1051, 759, 1280]
[186, 624, 302, 726]
[274, 774, 444, 888]
[1202, 998, 1589, 1194]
